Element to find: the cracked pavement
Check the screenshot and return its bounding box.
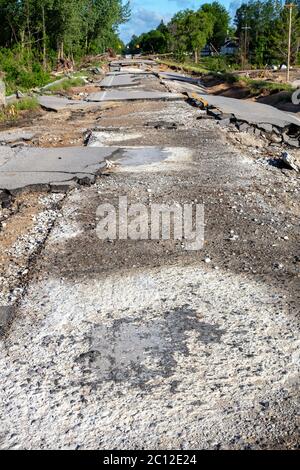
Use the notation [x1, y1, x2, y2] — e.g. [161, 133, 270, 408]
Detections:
[0, 62, 299, 450]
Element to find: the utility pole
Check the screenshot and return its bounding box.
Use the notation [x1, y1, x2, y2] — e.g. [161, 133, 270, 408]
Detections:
[286, 3, 295, 82]
[241, 25, 251, 69]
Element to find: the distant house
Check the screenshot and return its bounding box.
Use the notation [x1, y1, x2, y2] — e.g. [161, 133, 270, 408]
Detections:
[201, 40, 238, 57]
[220, 39, 239, 56]
[201, 44, 216, 57]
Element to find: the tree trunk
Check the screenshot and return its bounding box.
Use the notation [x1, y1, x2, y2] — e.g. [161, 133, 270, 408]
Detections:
[0, 78, 6, 109]
[6, 16, 18, 44]
[42, 5, 47, 71]
[20, 30, 25, 63]
[194, 49, 198, 63]
[58, 41, 64, 61]
[25, 0, 32, 65]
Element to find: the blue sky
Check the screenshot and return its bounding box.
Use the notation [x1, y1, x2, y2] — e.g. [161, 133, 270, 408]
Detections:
[119, 0, 242, 44]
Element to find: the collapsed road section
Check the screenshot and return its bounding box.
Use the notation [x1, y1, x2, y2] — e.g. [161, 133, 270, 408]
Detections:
[0, 146, 187, 193]
[0, 59, 299, 450]
[0, 146, 113, 192]
[188, 92, 300, 146]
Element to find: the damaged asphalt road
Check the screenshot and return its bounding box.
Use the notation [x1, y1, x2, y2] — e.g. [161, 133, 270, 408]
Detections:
[0, 62, 299, 450]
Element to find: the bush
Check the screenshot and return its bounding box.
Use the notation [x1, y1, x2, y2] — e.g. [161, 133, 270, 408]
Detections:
[14, 97, 39, 111]
[200, 55, 240, 72]
[48, 77, 86, 92]
[0, 47, 51, 94]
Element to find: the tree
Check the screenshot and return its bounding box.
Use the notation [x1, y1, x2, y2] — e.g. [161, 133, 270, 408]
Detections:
[234, 0, 284, 66]
[85, 0, 130, 54]
[0, 0, 130, 60]
[200, 2, 230, 49]
[127, 21, 170, 54]
[169, 9, 214, 62]
[269, 3, 300, 65]
[140, 30, 168, 54]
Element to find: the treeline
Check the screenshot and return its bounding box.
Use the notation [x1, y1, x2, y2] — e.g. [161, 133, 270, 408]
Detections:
[128, 0, 300, 68]
[128, 2, 230, 63]
[0, 0, 130, 63]
[0, 0, 130, 93]
[235, 0, 300, 66]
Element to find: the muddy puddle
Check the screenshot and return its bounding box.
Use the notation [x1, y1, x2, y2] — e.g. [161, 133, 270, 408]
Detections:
[107, 146, 170, 166]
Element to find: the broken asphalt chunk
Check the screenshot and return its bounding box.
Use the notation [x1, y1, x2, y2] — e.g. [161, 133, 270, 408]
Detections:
[0, 146, 115, 192]
[98, 74, 142, 88]
[257, 123, 273, 133]
[207, 107, 223, 119]
[0, 306, 14, 337]
[236, 122, 250, 132]
[282, 133, 300, 148]
[0, 130, 36, 145]
[0, 189, 13, 208]
[281, 151, 300, 172]
[188, 92, 300, 128]
[38, 95, 101, 112]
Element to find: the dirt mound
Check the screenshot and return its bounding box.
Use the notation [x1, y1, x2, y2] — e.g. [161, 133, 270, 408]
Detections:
[208, 81, 251, 99]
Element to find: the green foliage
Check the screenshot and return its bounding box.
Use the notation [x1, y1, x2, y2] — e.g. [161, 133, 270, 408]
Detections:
[48, 77, 86, 92]
[0, 47, 51, 94]
[128, 22, 170, 54]
[201, 2, 230, 49]
[234, 0, 300, 67]
[127, 2, 229, 62]
[0, 1, 130, 62]
[128, 0, 300, 73]
[139, 30, 169, 54]
[241, 77, 293, 94]
[0, 97, 40, 122]
[0, 1, 130, 93]
[201, 56, 241, 72]
[14, 96, 39, 110]
[268, 5, 300, 65]
[169, 9, 214, 61]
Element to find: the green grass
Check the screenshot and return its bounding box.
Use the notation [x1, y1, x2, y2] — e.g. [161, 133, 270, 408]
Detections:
[157, 59, 208, 74]
[157, 54, 242, 75]
[209, 71, 240, 84]
[2, 64, 57, 96]
[209, 73, 293, 99]
[48, 77, 86, 92]
[200, 56, 241, 72]
[158, 58, 242, 87]
[240, 77, 293, 95]
[0, 97, 40, 122]
[14, 96, 39, 111]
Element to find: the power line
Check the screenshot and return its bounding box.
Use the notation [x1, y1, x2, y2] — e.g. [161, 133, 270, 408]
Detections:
[241, 25, 251, 68]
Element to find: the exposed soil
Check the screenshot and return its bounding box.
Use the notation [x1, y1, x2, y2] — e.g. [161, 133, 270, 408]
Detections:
[0, 109, 44, 131]
[207, 80, 251, 99]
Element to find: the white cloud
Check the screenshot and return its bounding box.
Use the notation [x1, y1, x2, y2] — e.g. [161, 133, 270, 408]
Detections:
[119, 7, 170, 43]
[229, 0, 242, 18]
[168, 0, 196, 8]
